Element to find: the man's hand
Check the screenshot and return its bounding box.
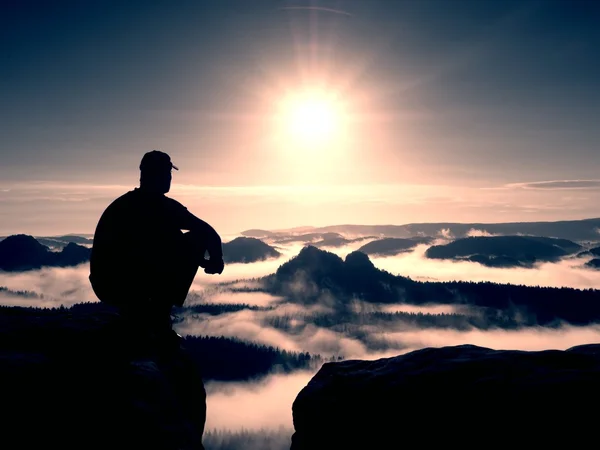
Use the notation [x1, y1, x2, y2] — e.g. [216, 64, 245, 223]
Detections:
[202, 257, 224, 275]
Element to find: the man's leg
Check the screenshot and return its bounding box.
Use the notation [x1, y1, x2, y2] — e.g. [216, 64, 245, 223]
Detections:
[159, 230, 207, 308]
[152, 230, 208, 449]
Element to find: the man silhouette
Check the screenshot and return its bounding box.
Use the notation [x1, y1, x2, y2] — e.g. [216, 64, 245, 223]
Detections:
[89, 150, 224, 338]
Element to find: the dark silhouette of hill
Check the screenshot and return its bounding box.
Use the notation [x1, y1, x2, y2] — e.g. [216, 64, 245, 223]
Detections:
[0, 234, 91, 271]
[270, 246, 383, 304]
[585, 259, 600, 269]
[578, 246, 600, 258]
[425, 235, 581, 267]
[222, 237, 280, 263]
[0, 235, 50, 271]
[524, 236, 582, 252]
[58, 242, 92, 266]
[265, 246, 600, 326]
[291, 344, 600, 450]
[251, 217, 600, 241]
[357, 237, 433, 256]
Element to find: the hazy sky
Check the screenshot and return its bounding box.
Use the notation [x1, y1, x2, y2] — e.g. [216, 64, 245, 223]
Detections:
[2, 0, 600, 235]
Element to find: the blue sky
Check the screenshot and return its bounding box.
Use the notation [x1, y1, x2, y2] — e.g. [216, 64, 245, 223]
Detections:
[1, 0, 599, 235]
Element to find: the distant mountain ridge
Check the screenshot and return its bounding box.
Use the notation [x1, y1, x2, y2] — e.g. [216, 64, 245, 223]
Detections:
[36, 235, 93, 249]
[243, 217, 600, 241]
[268, 231, 375, 248]
[222, 237, 281, 263]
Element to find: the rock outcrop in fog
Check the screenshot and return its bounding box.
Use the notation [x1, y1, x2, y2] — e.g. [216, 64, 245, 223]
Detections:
[265, 246, 600, 326]
[223, 236, 281, 263]
[586, 259, 600, 269]
[578, 246, 600, 258]
[357, 237, 433, 256]
[425, 235, 581, 267]
[0, 234, 91, 271]
[291, 343, 600, 450]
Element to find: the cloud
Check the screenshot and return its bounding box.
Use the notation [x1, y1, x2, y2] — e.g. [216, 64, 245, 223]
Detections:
[219, 280, 265, 290]
[506, 180, 600, 190]
[0, 264, 98, 308]
[437, 228, 454, 239]
[197, 290, 283, 307]
[176, 307, 366, 358]
[466, 228, 496, 237]
[205, 371, 314, 430]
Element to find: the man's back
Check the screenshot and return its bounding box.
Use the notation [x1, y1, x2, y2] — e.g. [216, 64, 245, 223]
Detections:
[90, 188, 190, 306]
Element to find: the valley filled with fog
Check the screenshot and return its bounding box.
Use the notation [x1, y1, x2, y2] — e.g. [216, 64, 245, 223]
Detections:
[3, 227, 600, 448]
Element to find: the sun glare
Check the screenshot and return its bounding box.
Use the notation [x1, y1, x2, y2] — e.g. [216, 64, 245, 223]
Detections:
[279, 90, 345, 146]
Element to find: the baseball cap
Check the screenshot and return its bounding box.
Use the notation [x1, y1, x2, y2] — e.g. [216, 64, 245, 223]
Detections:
[139, 150, 179, 172]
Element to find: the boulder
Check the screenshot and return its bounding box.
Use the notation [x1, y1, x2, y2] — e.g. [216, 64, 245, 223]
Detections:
[291, 344, 600, 449]
[222, 236, 281, 263]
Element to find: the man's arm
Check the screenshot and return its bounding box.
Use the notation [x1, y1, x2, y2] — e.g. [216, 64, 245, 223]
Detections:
[180, 210, 224, 269]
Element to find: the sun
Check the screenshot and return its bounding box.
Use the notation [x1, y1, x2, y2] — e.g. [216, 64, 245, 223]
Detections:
[288, 96, 336, 142]
[279, 90, 345, 147]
